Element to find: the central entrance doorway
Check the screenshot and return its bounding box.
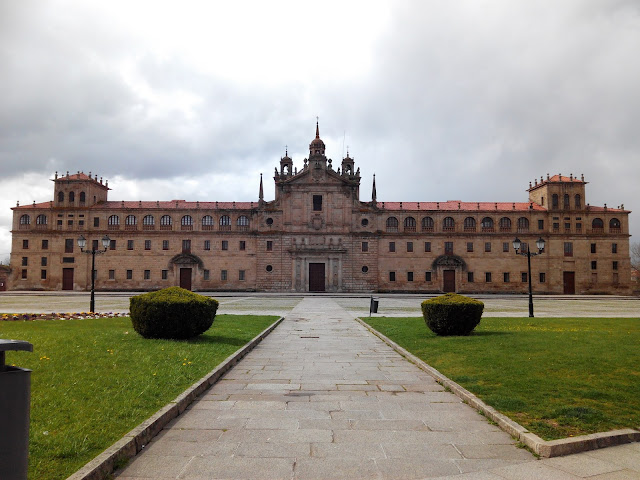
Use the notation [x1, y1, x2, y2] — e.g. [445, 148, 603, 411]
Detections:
[443, 269, 456, 292]
[309, 263, 325, 292]
[62, 268, 74, 290]
[180, 268, 192, 290]
[563, 271, 575, 294]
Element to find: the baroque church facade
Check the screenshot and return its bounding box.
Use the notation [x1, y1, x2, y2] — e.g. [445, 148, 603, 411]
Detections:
[9, 124, 632, 295]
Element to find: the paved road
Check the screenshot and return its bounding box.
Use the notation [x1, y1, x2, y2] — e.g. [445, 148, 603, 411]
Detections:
[115, 298, 640, 480]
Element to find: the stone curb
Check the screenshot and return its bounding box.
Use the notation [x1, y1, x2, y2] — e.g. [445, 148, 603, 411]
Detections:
[66, 316, 285, 480]
[355, 317, 640, 458]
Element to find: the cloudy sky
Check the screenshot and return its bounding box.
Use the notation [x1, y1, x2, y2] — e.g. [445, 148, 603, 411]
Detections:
[2, 0, 639, 261]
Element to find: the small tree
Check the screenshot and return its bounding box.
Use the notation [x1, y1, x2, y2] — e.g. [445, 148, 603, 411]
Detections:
[631, 242, 640, 272]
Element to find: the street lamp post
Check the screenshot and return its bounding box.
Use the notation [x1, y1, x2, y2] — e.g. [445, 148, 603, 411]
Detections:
[78, 234, 111, 313]
[512, 237, 546, 318]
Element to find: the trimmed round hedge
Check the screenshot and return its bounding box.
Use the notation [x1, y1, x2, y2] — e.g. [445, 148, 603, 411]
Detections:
[130, 287, 219, 339]
[421, 293, 484, 336]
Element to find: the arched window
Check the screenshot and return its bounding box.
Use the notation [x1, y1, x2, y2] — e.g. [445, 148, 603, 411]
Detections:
[143, 215, 155, 230]
[202, 215, 214, 230]
[564, 194, 570, 209]
[386, 216, 399, 232]
[160, 215, 172, 230]
[79, 191, 86, 203]
[237, 215, 250, 231]
[421, 216, 434, 232]
[592, 218, 604, 232]
[36, 214, 47, 225]
[574, 194, 581, 209]
[552, 194, 559, 208]
[181, 215, 194, 230]
[108, 215, 120, 229]
[404, 216, 416, 232]
[481, 217, 494, 231]
[219, 215, 231, 230]
[443, 217, 455, 231]
[609, 218, 621, 232]
[463, 217, 476, 232]
[69, 191, 75, 203]
[19, 214, 31, 226]
[517, 217, 529, 232]
[499, 217, 511, 232]
[125, 215, 137, 225]
[58, 191, 64, 203]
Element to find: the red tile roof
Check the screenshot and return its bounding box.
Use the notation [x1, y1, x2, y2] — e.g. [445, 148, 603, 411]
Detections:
[378, 201, 547, 212]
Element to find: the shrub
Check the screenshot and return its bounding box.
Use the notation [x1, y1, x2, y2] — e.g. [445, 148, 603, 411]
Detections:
[130, 287, 219, 339]
[421, 293, 484, 336]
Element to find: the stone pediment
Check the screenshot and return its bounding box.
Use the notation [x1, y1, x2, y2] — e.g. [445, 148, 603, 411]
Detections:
[169, 253, 204, 269]
[432, 255, 467, 270]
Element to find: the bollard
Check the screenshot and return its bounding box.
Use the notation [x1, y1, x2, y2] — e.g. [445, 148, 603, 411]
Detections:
[0, 339, 33, 480]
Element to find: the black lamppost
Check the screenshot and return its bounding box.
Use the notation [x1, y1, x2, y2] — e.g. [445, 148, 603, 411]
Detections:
[78, 234, 111, 313]
[512, 237, 546, 317]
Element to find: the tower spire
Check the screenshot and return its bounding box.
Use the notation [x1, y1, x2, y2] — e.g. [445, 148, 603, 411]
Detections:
[259, 173, 264, 202]
[372, 174, 377, 203]
[315, 117, 320, 139]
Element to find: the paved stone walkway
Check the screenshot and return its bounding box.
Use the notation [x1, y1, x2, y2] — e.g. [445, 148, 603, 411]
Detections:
[115, 298, 640, 479]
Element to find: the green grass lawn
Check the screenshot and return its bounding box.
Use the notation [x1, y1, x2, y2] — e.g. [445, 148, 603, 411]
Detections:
[361, 316, 640, 441]
[0, 314, 279, 480]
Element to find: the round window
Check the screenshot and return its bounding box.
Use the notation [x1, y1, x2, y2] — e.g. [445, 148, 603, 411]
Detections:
[266, 217, 273, 226]
[266, 265, 273, 272]
[361, 218, 369, 227]
[362, 266, 369, 273]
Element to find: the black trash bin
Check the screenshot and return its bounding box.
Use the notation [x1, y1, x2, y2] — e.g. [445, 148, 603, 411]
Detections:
[0, 339, 33, 480]
[369, 297, 379, 316]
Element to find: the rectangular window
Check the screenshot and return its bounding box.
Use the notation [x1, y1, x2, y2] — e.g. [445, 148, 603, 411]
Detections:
[362, 241, 368, 252]
[92, 239, 99, 251]
[79, 220, 84, 227]
[94, 217, 100, 227]
[407, 241, 413, 253]
[65, 238, 74, 253]
[425, 271, 432, 282]
[62, 257, 74, 263]
[222, 240, 228, 251]
[110, 240, 116, 250]
[21, 257, 28, 266]
[204, 269, 210, 280]
[613, 261, 618, 271]
[612, 243, 617, 254]
[591, 243, 596, 254]
[467, 242, 473, 252]
[503, 242, 509, 253]
[539, 272, 546, 283]
[564, 222, 571, 230]
[162, 240, 169, 250]
[204, 240, 211, 251]
[538, 219, 544, 230]
[22, 239, 29, 249]
[145, 240, 151, 250]
[564, 242, 573, 257]
[42, 239, 48, 249]
[109, 269, 115, 280]
[239, 270, 245, 281]
[468, 272, 474, 283]
[389, 242, 395, 252]
[41, 269, 47, 280]
[239, 240, 246, 251]
[144, 270, 150, 280]
[389, 271, 396, 282]
[484, 242, 491, 253]
[408, 271, 414, 282]
[424, 242, 431, 253]
[67, 220, 73, 226]
[576, 222, 582, 231]
[444, 242, 453, 255]
[266, 240, 273, 251]
[21, 269, 27, 279]
[485, 272, 492, 283]
[41, 257, 47, 266]
[591, 261, 597, 270]
[221, 270, 227, 281]
[182, 239, 191, 253]
[162, 270, 168, 280]
[522, 272, 528, 283]
[313, 195, 322, 211]
[126, 270, 133, 280]
[503, 272, 510, 283]
[127, 240, 134, 250]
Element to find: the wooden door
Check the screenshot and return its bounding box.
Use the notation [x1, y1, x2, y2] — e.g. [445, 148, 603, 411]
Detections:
[443, 269, 456, 292]
[309, 263, 325, 292]
[563, 271, 575, 294]
[180, 268, 192, 290]
[62, 268, 74, 290]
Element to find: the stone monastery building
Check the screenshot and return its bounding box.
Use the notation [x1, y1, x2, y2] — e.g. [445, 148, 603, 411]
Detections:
[10, 123, 632, 294]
